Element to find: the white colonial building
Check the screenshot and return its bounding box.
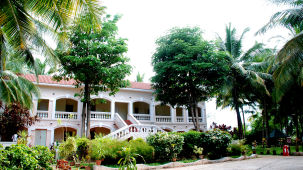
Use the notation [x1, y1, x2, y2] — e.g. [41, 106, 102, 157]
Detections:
[23, 74, 207, 147]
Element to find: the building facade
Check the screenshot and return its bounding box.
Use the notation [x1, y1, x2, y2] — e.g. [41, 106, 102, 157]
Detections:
[23, 74, 207, 147]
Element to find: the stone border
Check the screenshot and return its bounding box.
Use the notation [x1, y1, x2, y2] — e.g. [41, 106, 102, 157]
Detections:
[94, 154, 258, 170]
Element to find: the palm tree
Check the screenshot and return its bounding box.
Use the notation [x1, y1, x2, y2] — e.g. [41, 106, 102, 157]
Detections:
[135, 72, 145, 82]
[0, 0, 104, 107]
[217, 23, 270, 139]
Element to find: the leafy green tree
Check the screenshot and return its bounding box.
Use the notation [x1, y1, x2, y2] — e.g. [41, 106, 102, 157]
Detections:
[152, 27, 229, 131]
[55, 15, 131, 138]
[216, 24, 270, 139]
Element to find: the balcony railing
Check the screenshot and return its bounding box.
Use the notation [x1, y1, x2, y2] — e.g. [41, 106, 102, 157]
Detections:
[37, 110, 48, 118]
[55, 111, 78, 119]
[176, 116, 184, 122]
[155, 116, 171, 122]
[188, 117, 203, 122]
[91, 111, 111, 120]
[133, 113, 150, 121]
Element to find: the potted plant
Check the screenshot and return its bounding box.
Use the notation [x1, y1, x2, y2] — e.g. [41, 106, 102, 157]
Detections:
[92, 142, 105, 165]
[193, 145, 204, 159]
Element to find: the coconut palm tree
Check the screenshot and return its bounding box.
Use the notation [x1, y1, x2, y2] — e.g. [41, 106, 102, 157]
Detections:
[217, 23, 270, 139]
[0, 0, 104, 108]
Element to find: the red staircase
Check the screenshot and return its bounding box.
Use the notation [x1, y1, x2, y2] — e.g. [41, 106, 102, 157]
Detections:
[125, 120, 133, 125]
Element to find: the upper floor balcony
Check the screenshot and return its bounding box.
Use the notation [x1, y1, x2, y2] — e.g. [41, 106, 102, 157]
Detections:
[34, 97, 206, 125]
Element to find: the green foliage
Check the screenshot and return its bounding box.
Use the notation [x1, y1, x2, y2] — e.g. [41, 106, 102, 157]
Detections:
[179, 131, 203, 157]
[193, 146, 203, 155]
[203, 129, 232, 159]
[58, 137, 77, 160]
[151, 27, 229, 130]
[17, 130, 28, 145]
[76, 137, 91, 161]
[129, 138, 154, 163]
[90, 137, 106, 160]
[146, 133, 184, 161]
[1, 144, 54, 169]
[118, 147, 138, 170]
[55, 15, 131, 99]
[227, 140, 246, 156]
[32, 145, 54, 169]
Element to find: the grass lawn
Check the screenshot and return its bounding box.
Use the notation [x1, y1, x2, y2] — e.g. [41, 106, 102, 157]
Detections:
[256, 145, 303, 155]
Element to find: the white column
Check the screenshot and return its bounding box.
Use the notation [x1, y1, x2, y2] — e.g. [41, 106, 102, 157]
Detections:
[170, 106, 175, 123]
[77, 100, 82, 120]
[183, 108, 187, 123]
[52, 99, 56, 119]
[32, 99, 38, 117]
[47, 100, 52, 119]
[150, 103, 155, 122]
[50, 128, 54, 144]
[128, 101, 133, 116]
[111, 100, 115, 120]
[185, 109, 189, 123]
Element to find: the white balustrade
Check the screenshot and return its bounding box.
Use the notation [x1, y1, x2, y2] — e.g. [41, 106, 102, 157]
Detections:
[133, 114, 150, 121]
[107, 124, 164, 140]
[155, 116, 171, 122]
[90, 111, 111, 120]
[55, 111, 78, 119]
[36, 110, 48, 118]
[176, 116, 184, 122]
[114, 113, 127, 128]
[188, 117, 203, 122]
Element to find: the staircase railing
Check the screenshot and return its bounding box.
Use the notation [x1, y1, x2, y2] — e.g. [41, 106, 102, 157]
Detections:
[127, 114, 141, 125]
[114, 113, 127, 128]
[107, 124, 164, 140]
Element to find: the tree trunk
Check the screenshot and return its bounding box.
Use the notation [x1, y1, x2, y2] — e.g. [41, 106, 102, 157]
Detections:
[188, 106, 198, 131]
[263, 100, 269, 147]
[233, 89, 243, 139]
[81, 101, 86, 137]
[241, 107, 246, 138]
[85, 84, 91, 139]
[294, 114, 299, 152]
[193, 104, 200, 131]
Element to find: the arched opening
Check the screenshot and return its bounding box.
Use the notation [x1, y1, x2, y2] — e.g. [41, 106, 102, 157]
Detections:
[90, 127, 111, 139]
[37, 99, 49, 118]
[54, 127, 77, 142]
[91, 99, 111, 120]
[133, 102, 150, 121]
[155, 105, 171, 122]
[55, 98, 78, 119]
[176, 107, 184, 122]
[155, 105, 170, 116]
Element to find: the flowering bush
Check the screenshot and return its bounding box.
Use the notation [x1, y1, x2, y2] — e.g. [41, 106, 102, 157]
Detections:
[146, 133, 184, 161]
[203, 129, 232, 159]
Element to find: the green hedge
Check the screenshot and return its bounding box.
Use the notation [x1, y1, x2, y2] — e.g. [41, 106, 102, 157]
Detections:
[0, 144, 54, 170]
[147, 132, 184, 161]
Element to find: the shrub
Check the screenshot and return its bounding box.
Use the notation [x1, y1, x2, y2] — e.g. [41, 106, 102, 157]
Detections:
[129, 138, 154, 163]
[91, 137, 128, 164]
[58, 137, 77, 160]
[203, 129, 231, 159]
[146, 132, 184, 161]
[4, 144, 39, 169]
[227, 140, 245, 156]
[91, 138, 106, 161]
[179, 131, 203, 157]
[32, 145, 54, 169]
[76, 137, 91, 160]
[0, 145, 9, 169]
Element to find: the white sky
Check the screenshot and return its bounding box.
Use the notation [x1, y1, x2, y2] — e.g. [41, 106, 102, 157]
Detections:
[101, 0, 290, 128]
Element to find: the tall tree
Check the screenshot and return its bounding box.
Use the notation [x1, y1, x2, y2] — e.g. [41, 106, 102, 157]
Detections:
[152, 27, 229, 131]
[216, 24, 270, 139]
[55, 14, 131, 138]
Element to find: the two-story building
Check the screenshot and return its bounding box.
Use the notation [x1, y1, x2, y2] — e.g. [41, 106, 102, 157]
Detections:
[23, 74, 207, 146]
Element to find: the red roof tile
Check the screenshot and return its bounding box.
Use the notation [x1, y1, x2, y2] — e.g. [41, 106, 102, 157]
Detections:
[22, 74, 152, 90]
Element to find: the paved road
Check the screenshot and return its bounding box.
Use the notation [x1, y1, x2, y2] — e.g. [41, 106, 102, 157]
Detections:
[165, 156, 303, 170]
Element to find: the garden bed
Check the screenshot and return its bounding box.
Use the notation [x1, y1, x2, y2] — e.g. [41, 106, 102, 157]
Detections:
[93, 154, 257, 170]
